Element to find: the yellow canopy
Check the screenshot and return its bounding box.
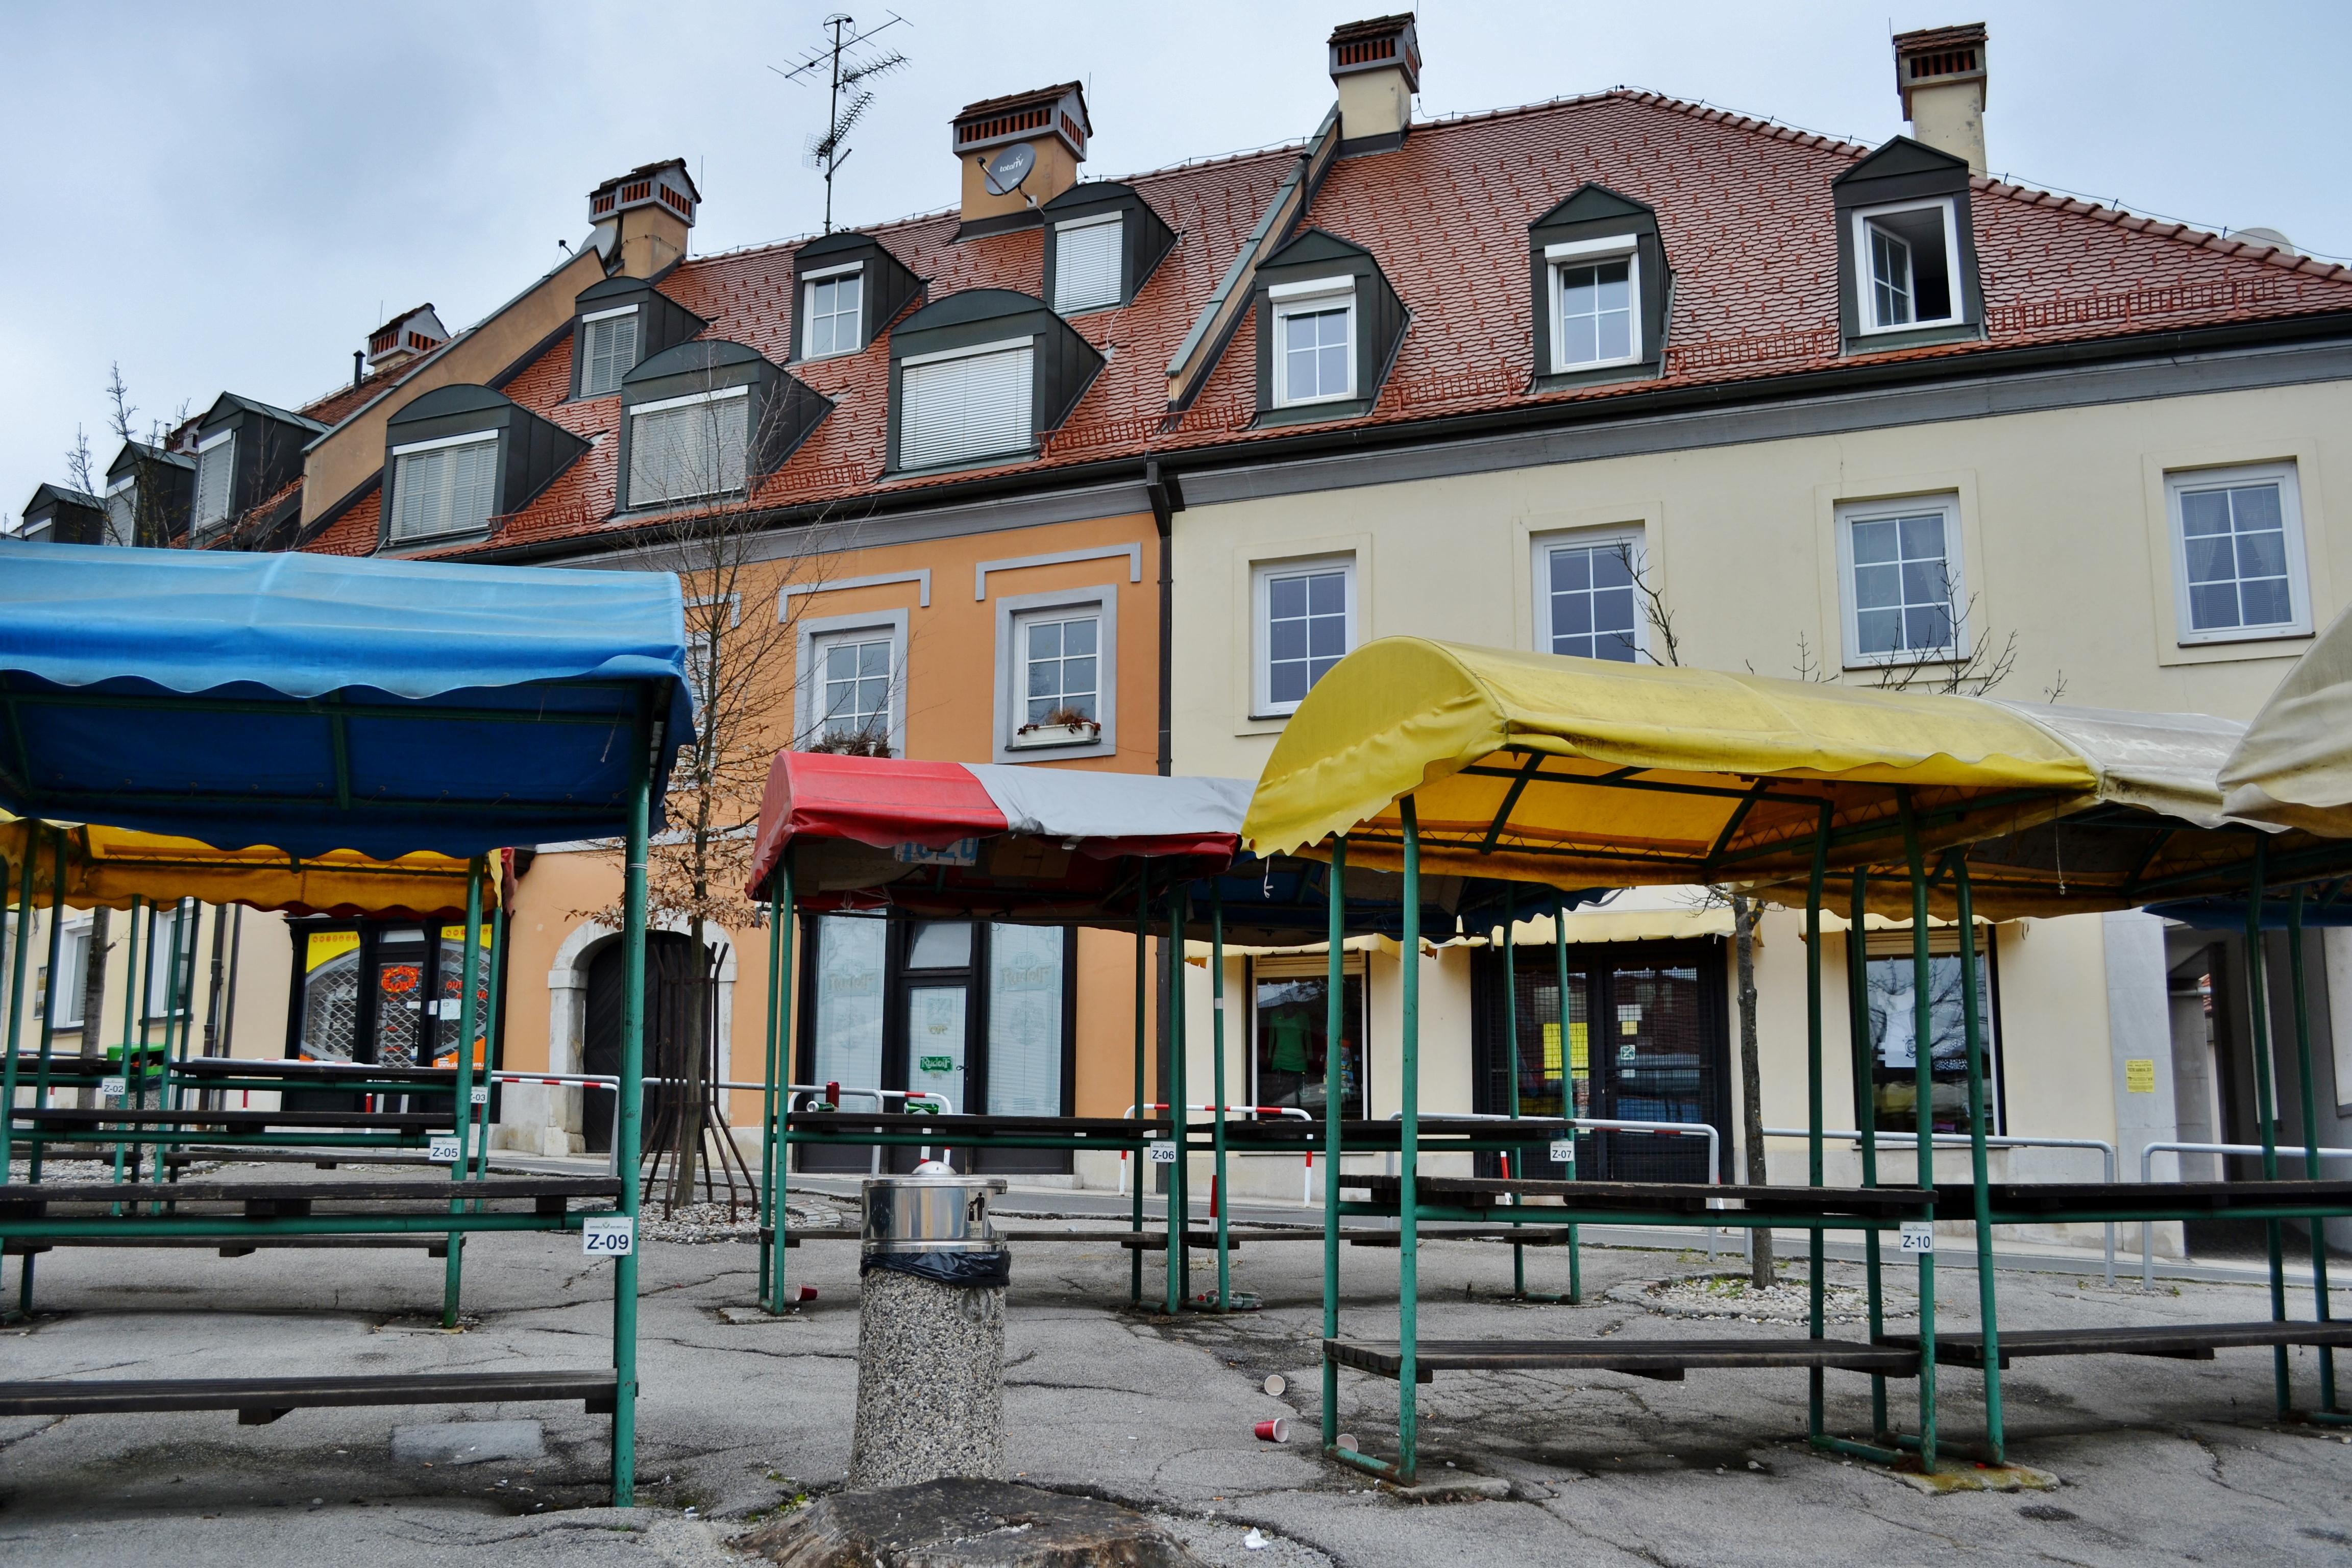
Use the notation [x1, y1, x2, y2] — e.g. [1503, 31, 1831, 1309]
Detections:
[1241, 638, 2099, 893]
[2220, 599, 2352, 836]
[2, 815, 493, 918]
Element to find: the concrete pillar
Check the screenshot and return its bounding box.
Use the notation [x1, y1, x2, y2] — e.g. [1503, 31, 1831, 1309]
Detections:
[2106, 911, 2179, 1256]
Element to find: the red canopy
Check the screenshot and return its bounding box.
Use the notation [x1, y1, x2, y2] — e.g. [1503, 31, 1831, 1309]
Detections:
[746, 752, 1246, 919]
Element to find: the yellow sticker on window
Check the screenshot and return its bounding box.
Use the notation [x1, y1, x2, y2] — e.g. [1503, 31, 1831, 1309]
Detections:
[1570, 1021, 1588, 1073]
[2125, 1058, 2156, 1094]
[1542, 1022, 1562, 1076]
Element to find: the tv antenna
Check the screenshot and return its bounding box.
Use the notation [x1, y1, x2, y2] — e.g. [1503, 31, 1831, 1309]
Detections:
[772, 12, 910, 233]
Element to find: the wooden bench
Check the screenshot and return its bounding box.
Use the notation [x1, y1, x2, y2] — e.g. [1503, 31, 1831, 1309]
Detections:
[5, 1236, 448, 1258]
[13, 1107, 446, 1133]
[1881, 1320, 2352, 1369]
[1941, 1178, 2352, 1220]
[0, 1370, 618, 1425]
[0, 1175, 619, 1222]
[1352, 1173, 1934, 1219]
[1326, 1336, 1920, 1383]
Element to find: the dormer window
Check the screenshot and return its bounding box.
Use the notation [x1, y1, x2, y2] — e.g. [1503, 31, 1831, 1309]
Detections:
[579, 306, 640, 396]
[630, 387, 750, 504]
[1833, 138, 1982, 352]
[616, 340, 829, 512]
[192, 430, 234, 533]
[1527, 185, 1667, 389]
[1547, 237, 1640, 371]
[379, 383, 587, 551]
[1271, 279, 1356, 406]
[1854, 199, 1961, 332]
[885, 289, 1101, 473]
[389, 431, 499, 541]
[801, 263, 865, 358]
[1051, 214, 1122, 314]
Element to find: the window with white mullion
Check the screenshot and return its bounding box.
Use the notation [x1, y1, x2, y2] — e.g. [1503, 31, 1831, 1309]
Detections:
[1021, 613, 1099, 728]
[1839, 497, 1966, 665]
[1053, 216, 1123, 314]
[628, 393, 748, 506]
[1550, 243, 1639, 371]
[817, 633, 895, 744]
[1854, 200, 1961, 332]
[899, 343, 1034, 468]
[1254, 558, 1354, 715]
[580, 311, 639, 396]
[1538, 536, 1641, 662]
[2169, 463, 2311, 643]
[390, 434, 500, 540]
[1272, 291, 1354, 406]
[803, 272, 864, 359]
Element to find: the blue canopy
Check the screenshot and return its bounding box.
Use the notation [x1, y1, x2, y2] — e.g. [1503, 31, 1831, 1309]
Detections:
[0, 542, 696, 857]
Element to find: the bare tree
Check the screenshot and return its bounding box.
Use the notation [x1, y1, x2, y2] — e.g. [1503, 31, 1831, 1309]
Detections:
[582, 375, 892, 1215]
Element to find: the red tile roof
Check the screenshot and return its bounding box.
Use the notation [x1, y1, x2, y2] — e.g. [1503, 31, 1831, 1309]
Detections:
[372, 88, 2352, 560]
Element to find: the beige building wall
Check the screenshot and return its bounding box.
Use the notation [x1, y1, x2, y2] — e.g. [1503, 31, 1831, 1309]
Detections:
[1170, 379, 2352, 1245]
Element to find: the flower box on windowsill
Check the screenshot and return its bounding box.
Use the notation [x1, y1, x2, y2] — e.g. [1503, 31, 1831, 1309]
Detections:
[1011, 720, 1101, 750]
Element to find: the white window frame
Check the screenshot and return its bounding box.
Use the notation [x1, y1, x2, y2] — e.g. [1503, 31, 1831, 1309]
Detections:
[1268, 277, 1357, 408]
[1251, 554, 1356, 718]
[1531, 526, 1647, 663]
[896, 336, 1036, 470]
[1835, 493, 1970, 669]
[800, 261, 865, 360]
[578, 303, 640, 397]
[39, 914, 92, 1027]
[1544, 235, 1643, 374]
[1051, 212, 1124, 315]
[625, 384, 750, 508]
[387, 428, 501, 543]
[1852, 197, 1966, 335]
[992, 584, 1118, 763]
[192, 428, 235, 533]
[2166, 461, 2312, 646]
[795, 610, 909, 757]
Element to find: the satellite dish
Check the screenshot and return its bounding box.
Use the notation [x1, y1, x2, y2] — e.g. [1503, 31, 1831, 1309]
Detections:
[982, 142, 1036, 198]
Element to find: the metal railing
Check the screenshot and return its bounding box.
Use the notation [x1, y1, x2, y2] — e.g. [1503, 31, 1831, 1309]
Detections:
[2137, 1140, 2352, 1288]
[1386, 1112, 1726, 1259]
[1117, 1103, 1316, 1202]
[1766, 1127, 2120, 1285]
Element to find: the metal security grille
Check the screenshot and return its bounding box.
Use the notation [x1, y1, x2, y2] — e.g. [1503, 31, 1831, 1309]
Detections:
[629, 394, 747, 505]
[1053, 217, 1122, 314]
[899, 344, 1032, 468]
[1472, 937, 1729, 1182]
[391, 436, 499, 540]
[300, 951, 362, 1063]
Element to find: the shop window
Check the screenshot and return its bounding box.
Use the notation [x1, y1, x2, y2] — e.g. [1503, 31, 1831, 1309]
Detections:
[1251, 955, 1366, 1119]
[1864, 928, 2001, 1135]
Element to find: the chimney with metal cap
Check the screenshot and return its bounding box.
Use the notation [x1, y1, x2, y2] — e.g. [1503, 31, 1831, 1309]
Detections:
[1329, 15, 1420, 154]
[1894, 22, 1988, 174]
[951, 83, 1089, 235]
[586, 158, 700, 277]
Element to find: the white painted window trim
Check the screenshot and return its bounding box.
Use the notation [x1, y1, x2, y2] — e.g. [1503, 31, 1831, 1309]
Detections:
[631, 384, 749, 417]
[1052, 211, 1125, 315]
[779, 569, 933, 615]
[1251, 553, 1357, 718]
[1834, 493, 1970, 669]
[993, 584, 1118, 763]
[390, 428, 500, 458]
[1530, 526, 1647, 660]
[973, 543, 1142, 600]
[800, 265, 865, 360]
[1549, 243, 1643, 374]
[2166, 461, 2313, 646]
[192, 428, 235, 533]
[195, 428, 233, 453]
[795, 609, 910, 757]
[1852, 197, 1967, 335]
[1269, 278, 1357, 409]
[580, 303, 639, 324]
[899, 334, 1035, 370]
[105, 474, 134, 496]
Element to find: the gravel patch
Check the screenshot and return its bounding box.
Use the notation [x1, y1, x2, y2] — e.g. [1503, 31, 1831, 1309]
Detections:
[1610, 1269, 1913, 1325]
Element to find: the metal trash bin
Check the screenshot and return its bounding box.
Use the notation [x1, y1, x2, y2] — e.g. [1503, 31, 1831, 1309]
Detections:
[849, 1174, 1013, 1488]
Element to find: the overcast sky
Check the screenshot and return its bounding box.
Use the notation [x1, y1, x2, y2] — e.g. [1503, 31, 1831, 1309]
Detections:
[5, 1, 2347, 524]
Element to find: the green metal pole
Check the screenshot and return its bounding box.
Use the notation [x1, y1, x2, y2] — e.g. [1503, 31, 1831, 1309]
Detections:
[1503, 884, 1525, 1298]
[1322, 838, 1348, 1453]
[1898, 789, 1938, 1475]
[1165, 882, 1188, 1314]
[1132, 866, 1149, 1306]
[1954, 858, 2003, 1463]
[2287, 890, 2338, 1413]
[1806, 804, 1829, 1443]
[442, 856, 484, 1328]
[1555, 892, 1580, 1304]
[17, 831, 64, 1310]
[611, 709, 653, 1507]
[2, 826, 35, 1317]
[763, 862, 790, 1314]
[2244, 839, 2289, 1415]
[1212, 882, 1230, 1312]
[1397, 799, 1423, 1484]
[473, 895, 505, 1182]
[151, 898, 190, 1186]
[110, 896, 141, 1189]
[1849, 869, 1888, 1439]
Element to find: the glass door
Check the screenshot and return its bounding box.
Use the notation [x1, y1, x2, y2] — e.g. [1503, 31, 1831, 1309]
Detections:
[906, 985, 969, 1116]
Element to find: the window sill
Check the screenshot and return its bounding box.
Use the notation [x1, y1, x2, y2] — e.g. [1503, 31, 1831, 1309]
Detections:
[1010, 723, 1102, 750]
[1534, 358, 1660, 395]
[2176, 625, 2313, 648]
[1254, 397, 1374, 429]
[887, 447, 1037, 478]
[1844, 320, 1980, 356]
[378, 526, 494, 557]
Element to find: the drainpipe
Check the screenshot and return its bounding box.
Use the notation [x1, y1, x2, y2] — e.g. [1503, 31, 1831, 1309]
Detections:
[1145, 459, 1183, 778]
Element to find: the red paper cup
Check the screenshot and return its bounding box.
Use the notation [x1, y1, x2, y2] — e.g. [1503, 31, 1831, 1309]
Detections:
[797, 1286, 819, 1303]
[1255, 1418, 1290, 1443]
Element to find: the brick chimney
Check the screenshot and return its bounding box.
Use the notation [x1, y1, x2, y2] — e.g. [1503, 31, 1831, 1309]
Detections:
[952, 83, 1089, 233]
[588, 158, 700, 278]
[364, 304, 448, 376]
[1894, 23, 1988, 174]
[1329, 15, 1420, 154]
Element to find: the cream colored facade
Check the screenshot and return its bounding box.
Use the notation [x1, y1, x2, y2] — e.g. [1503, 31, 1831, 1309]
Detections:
[1163, 375, 2352, 1244]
